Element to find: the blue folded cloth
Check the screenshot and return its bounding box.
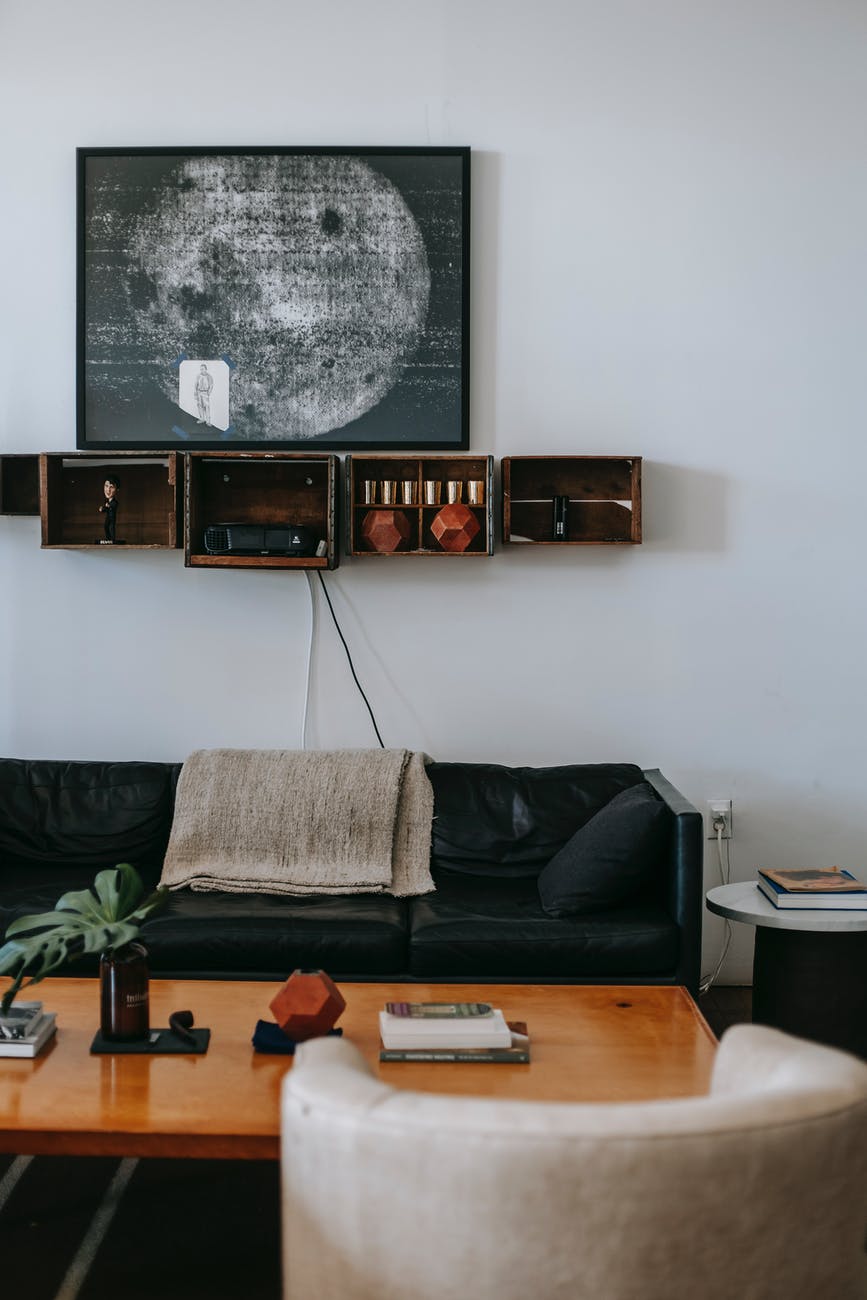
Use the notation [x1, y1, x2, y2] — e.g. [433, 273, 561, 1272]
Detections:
[252, 1020, 344, 1054]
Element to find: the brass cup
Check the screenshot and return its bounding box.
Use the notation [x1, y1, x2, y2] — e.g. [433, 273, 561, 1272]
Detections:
[380, 480, 398, 505]
[423, 480, 442, 505]
[401, 480, 418, 505]
[446, 480, 464, 504]
[467, 480, 485, 506]
[362, 480, 377, 504]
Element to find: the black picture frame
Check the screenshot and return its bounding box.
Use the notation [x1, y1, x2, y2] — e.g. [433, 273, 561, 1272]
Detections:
[77, 147, 470, 451]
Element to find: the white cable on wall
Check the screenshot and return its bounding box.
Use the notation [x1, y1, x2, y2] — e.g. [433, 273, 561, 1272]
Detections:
[301, 571, 316, 750]
[699, 822, 733, 996]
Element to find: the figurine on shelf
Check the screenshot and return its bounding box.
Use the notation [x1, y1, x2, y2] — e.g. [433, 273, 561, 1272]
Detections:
[195, 363, 214, 426]
[98, 475, 119, 544]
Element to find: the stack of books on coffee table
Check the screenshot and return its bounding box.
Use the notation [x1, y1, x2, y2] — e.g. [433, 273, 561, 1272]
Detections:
[757, 866, 867, 910]
[379, 1001, 530, 1063]
[0, 1001, 57, 1058]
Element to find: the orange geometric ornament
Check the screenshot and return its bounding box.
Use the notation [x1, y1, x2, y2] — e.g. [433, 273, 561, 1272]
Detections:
[361, 508, 412, 553]
[430, 502, 481, 553]
[269, 969, 347, 1041]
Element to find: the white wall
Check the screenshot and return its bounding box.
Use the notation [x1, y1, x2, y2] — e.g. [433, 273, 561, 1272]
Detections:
[2, 0, 865, 982]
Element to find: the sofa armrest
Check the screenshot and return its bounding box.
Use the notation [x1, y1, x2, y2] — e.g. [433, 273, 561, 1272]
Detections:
[642, 768, 703, 997]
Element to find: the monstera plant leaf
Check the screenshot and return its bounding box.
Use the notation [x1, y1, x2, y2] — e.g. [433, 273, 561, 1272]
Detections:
[0, 862, 166, 1015]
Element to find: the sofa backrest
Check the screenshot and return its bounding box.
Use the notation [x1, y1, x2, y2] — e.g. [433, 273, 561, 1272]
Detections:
[426, 762, 650, 878]
[0, 757, 665, 887]
[0, 759, 181, 882]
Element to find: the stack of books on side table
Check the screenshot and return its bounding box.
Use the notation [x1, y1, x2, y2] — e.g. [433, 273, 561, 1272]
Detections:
[757, 867, 867, 910]
[0, 1001, 57, 1057]
[379, 1001, 530, 1063]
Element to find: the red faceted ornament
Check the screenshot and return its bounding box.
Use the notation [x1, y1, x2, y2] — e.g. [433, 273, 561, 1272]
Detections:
[361, 509, 412, 553]
[269, 969, 347, 1041]
[430, 503, 481, 553]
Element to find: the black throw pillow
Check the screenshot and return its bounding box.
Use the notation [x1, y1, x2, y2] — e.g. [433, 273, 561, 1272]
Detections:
[537, 782, 668, 916]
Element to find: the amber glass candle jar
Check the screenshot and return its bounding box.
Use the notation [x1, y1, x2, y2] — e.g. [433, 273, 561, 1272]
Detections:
[100, 941, 150, 1041]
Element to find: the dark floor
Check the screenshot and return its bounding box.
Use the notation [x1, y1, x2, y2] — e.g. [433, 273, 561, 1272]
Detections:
[0, 986, 752, 1300]
[698, 984, 752, 1038]
[0, 1155, 281, 1300]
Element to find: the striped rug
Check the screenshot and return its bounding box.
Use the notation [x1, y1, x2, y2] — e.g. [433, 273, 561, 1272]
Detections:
[0, 1154, 280, 1299]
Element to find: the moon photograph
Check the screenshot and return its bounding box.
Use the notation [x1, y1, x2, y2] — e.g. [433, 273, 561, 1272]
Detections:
[78, 148, 469, 449]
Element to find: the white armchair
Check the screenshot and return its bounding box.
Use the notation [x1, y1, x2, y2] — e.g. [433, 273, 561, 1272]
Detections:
[281, 1024, 867, 1300]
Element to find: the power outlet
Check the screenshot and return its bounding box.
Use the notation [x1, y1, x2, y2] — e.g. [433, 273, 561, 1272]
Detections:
[706, 799, 733, 840]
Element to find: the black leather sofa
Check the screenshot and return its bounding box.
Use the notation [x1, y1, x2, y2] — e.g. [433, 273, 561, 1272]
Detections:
[0, 758, 703, 996]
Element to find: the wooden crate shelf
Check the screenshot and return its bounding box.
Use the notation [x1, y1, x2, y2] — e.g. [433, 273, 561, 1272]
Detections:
[502, 456, 642, 545]
[40, 453, 183, 549]
[346, 455, 493, 556]
[185, 452, 338, 569]
[0, 455, 40, 515]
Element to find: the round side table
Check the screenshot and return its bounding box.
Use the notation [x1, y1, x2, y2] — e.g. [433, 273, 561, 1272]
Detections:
[706, 881, 867, 1058]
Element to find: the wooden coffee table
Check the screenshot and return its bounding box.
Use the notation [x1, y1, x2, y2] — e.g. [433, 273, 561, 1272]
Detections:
[0, 979, 716, 1161]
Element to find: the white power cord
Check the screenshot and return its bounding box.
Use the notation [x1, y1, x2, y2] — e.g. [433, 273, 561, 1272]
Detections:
[300, 572, 316, 749]
[699, 819, 732, 996]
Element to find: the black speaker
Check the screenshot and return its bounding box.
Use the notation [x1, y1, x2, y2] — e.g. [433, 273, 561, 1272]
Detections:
[203, 524, 316, 556]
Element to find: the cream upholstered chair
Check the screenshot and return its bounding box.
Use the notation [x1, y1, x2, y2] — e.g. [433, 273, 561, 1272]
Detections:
[281, 1025, 867, 1300]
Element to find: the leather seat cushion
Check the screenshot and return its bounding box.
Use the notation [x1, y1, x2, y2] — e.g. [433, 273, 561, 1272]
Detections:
[408, 871, 678, 977]
[143, 890, 409, 976]
[0, 866, 409, 979]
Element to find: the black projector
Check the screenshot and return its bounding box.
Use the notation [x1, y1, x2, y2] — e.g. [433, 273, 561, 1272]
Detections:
[203, 523, 316, 556]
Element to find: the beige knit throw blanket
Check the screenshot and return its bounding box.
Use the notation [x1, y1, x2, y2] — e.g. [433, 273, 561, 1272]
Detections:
[159, 748, 435, 898]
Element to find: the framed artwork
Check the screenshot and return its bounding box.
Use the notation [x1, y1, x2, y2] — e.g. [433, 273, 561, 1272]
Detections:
[77, 147, 470, 451]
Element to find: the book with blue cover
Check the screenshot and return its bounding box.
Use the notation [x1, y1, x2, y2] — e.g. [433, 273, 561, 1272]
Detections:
[757, 867, 867, 910]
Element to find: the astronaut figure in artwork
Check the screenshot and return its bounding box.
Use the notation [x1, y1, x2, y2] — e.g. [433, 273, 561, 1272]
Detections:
[195, 363, 214, 426]
[99, 475, 120, 544]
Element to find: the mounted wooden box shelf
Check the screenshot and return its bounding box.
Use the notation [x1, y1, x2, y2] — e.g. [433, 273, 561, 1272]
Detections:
[40, 453, 183, 549]
[502, 456, 642, 545]
[185, 452, 338, 570]
[0, 455, 40, 515]
[346, 455, 493, 556]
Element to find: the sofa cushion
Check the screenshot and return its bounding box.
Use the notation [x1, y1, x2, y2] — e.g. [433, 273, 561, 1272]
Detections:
[141, 890, 409, 977]
[408, 872, 678, 978]
[0, 759, 179, 882]
[427, 762, 647, 878]
[537, 782, 669, 917]
[0, 862, 410, 979]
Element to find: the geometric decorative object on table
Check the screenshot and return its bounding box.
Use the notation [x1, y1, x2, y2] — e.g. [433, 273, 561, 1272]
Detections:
[269, 969, 347, 1042]
[429, 501, 481, 553]
[360, 508, 412, 554]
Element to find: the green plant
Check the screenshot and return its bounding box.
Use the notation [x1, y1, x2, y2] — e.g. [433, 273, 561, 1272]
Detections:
[0, 862, 166, 1016]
